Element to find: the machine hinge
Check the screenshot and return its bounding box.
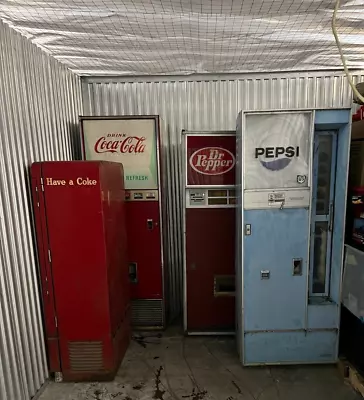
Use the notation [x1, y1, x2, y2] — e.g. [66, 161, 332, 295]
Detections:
[35, 186, 40, 207]
[54, 316, 58, 328]
[40, 177, 44, 192]
[48, 249, 52, 263]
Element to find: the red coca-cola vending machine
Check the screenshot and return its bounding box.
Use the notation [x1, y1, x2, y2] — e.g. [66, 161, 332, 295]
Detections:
[31, 161, 130, 381]
[80, 116, 165, 329]
[184, 132, 236, 334]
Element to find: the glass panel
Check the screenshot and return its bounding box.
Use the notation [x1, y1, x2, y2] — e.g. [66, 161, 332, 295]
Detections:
[315, 135, 333, 215]
[208, 198, 227, 205]
[312, 222, 328, 294]
[208, 190, 227, 197]
[244, 112, 312, 190]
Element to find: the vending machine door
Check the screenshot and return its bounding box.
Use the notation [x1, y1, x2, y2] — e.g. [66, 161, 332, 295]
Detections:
[183, 133, 236, 334]
[243, 208, 309, 363]
[186, 207, 235, 332]
[80, 116, 165, 329]
[126, 200, 162, 299]
[238, 109, 351, 366]
[241, 111, 314, 365]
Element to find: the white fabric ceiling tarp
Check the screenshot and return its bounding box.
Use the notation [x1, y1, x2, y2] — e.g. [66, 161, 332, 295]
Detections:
[0, 0, 364, 76]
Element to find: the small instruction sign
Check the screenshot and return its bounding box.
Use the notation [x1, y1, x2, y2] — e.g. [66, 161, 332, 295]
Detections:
[268, 192, 285, 206]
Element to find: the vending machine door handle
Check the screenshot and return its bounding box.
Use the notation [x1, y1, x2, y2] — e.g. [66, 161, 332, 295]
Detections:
[147, 219, 154, 231]
[147, 219, 159, 230]
[328, 203, 334, 231]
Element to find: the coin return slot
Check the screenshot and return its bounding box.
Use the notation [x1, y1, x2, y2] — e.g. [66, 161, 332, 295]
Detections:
[129, 262, 138, 283]
[293, 258, 303, 276]
[146, 192, 156, 199]
[214, 275, 235, 297]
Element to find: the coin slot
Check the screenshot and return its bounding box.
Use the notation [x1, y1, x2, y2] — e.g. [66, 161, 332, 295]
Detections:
[133, 192, 143, 200]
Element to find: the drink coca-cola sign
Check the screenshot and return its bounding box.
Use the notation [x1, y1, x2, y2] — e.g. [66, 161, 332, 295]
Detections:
[81, 118, 158, 190]
[189, 147, 235, 175]
[94, 134, 146, 154]
[186, 135, 236, 186]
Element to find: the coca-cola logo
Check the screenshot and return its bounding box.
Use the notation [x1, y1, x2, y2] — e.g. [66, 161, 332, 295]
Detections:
[94, 133, 146, 154]
[189, 147, 235, 175]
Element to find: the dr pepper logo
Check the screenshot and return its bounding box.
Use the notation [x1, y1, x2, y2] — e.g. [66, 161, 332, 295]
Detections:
[189, 147, 235, 175]
[94, 133, 146, 154]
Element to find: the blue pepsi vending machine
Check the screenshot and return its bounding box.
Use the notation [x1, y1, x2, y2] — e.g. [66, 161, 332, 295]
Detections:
[236, 109, 351, 365]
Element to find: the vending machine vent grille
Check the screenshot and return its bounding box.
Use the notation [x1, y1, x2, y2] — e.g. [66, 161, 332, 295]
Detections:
[68, 341, 104, 372]
[131, 300, 164, 327]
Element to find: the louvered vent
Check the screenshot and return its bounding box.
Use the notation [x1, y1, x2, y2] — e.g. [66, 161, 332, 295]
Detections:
[68, 341, 104, 372]
[131, 299, 164, 327]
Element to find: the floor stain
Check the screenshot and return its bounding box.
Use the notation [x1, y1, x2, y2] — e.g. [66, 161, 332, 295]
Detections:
[232, 380, 242, 394]
[133, 336, 147, 348]
[153, 366, 166, 400]
[110, 392, 123, 399]
[132, 334, 162, 348]
[93, 389, 103, 400]
[182, 388, 208, 400]
[132, 383, 143, 390]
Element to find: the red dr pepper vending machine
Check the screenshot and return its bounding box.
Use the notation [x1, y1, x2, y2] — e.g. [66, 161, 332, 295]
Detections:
[184, 132, 236, 334]
[80, 116, 165, 329]
[31, 161, 130, 381]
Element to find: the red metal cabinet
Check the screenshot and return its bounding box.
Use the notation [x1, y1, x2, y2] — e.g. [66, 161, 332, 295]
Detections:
[186, 208, 235, 331]
[80, 116, 165, 328]
[31, 161, 130, 381]
[184, 133, 236, 334]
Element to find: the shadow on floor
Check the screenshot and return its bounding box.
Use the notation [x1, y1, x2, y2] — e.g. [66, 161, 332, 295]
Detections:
[38, 328, 361, 400]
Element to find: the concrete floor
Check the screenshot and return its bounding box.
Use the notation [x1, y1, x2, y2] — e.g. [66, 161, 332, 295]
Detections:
[38, 331, 361, 400]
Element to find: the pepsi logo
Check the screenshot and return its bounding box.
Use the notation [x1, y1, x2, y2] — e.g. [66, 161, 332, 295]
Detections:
[190, 147, 235, 175]
[255, 146, 300, 171]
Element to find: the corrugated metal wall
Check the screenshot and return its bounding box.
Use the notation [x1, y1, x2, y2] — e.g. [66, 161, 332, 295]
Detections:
[82, 71, 364, 320]
[0, 21, 82, 400]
